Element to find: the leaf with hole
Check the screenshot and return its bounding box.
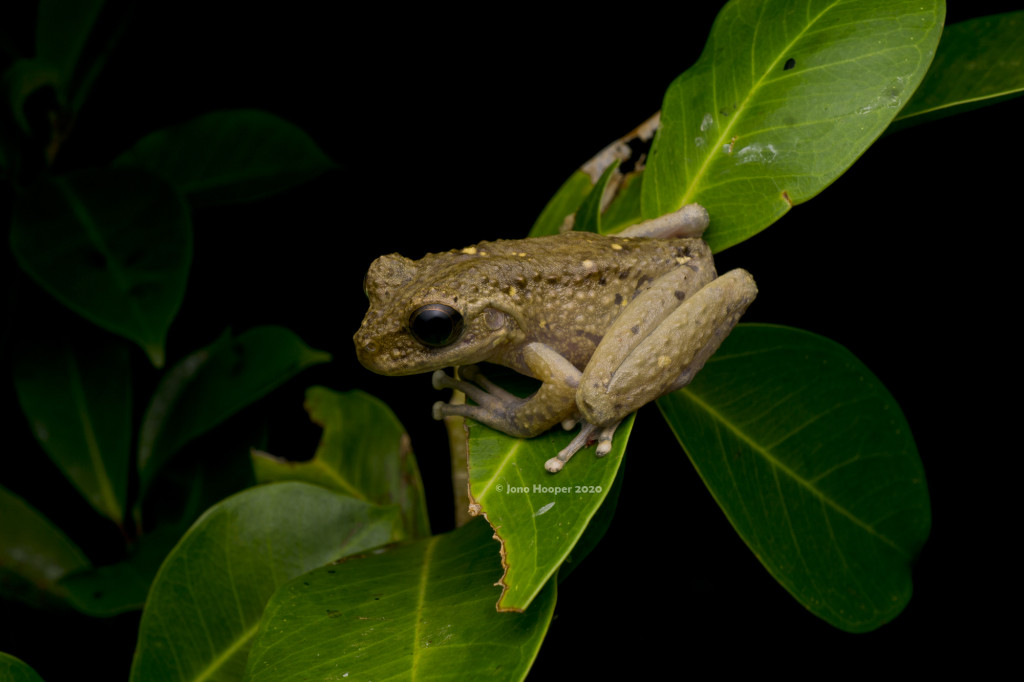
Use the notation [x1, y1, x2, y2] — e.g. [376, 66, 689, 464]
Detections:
[466, 414, 632, 611]
[643, 0, 945, 251]
[252, 387, 430, 539]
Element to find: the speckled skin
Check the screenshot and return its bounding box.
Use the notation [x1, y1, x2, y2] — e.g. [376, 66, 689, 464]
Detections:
[354, 204, 757, 471]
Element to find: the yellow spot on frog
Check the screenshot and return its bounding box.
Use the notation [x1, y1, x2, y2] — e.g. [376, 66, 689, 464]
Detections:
[462, 246, 477, 255]
[657, 355, 672, 368]
[582, 259, 595, 269]
[611, 243, 623, 250]
[508, 286, 518, 297]
[675, 256, 691, 265]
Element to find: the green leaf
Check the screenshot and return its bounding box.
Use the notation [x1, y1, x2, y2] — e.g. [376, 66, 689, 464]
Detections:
[0, 653, 46, 682]
[657, 324, 930, 632]
[10, 168, 192, 367]
[137, 326, 331, 495]
[130, 482, 402, 682]
[35, 0, 106, 96]
[599, 170, 644, 235]
[467, 414, 632, 611]
[12, 332, 130, 523]
[252, 387, 430, 539]
[115, 110, 337, 207]
[0, 484, 91, 604]
[573, 161, 619, 233]
[892, 11, 1024, 130]
[528, 170, 593, 237]
[61, 524, 181, 616]
[245, 517, 555, 682]
[643, 0, 945, 251]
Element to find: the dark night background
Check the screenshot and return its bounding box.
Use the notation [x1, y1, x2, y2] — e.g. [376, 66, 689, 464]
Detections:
[2, 1, 1020, 679]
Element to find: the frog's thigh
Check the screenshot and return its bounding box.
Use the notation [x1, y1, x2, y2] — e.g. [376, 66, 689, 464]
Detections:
[578, 268, 757, 425]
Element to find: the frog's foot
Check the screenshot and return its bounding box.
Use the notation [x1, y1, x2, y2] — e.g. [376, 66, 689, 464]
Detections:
[430, 366, 573, 440]
[544, 419, 622, 473]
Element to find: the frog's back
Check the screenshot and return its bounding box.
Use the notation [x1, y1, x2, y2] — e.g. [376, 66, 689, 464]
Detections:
[446, 231, 715, 369]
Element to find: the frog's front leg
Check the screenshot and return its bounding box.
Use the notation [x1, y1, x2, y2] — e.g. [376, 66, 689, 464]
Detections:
[431, 342, 582, 439]
[578, 267, 758, 428]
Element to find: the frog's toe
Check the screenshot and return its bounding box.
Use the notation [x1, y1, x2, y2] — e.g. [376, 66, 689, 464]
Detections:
[431, 370, 450, 390]
[432, 401, 447, 420]
[544, 422, 599, 473]
[595, 421, 620, 457]
[544, 458, 565, 473]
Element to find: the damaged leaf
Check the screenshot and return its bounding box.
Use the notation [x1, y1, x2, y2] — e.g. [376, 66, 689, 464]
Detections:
[246, 518, 555, 681]
[466, 414, 632, 611]
[643, 0, 945, 251]
[252, 387, 430, 540]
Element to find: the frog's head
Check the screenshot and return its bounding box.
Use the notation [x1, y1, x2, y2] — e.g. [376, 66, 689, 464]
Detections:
[354, 252, 523, 376]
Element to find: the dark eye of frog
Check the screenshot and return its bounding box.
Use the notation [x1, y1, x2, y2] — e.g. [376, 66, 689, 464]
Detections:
[409, 304, 464, 347]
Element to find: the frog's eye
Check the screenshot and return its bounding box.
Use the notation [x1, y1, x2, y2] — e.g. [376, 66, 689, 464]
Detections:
[409, 304, 464, 347]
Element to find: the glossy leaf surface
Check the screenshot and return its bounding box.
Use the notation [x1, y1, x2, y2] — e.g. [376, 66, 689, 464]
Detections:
[252, 387, 430, 539]
[658, 324, 930, 632]
[130, 482, 402, 682]
[12, 333, 130, 523]
[892, 10, 1024, 129]
[528, 170, 593, 237]
[137, 326, 331, 495]
[115, 109, 336, 207]
[10, 168, 191, 366]
[246, 518, 555, 682]
[467, 415, 632, 611]
[643, 0, 945, 251]
[0, 484, 90, 603]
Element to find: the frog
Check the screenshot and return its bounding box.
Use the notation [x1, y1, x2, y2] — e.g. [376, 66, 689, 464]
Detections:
[354, 203, 757, 473]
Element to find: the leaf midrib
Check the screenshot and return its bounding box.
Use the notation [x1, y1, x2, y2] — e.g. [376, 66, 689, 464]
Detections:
[678, 388, 907, 557]
[679, 0, 843, 208]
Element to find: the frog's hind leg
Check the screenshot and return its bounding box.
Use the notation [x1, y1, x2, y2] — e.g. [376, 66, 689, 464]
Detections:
[431, 343, 582, 440]
[578, 267, 758, 427]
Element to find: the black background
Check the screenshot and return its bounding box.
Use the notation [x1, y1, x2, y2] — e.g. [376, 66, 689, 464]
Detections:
[3, 1, 1021, 679]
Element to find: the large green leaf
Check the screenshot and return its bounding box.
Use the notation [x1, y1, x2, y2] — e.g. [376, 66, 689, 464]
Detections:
[0, 484, 90, 604]
[892, 10, 1024, 130]
[528, 170, 593, 237]
[115, 110, 336, 207]
[252, 387, 430, 539]
[137, 326, 331, 496]
[643, 0, 945, 251]
[658, 324, 930, 632]
[0, 653, 45, 682]
[245, 517, 555, 682]
[12, 332, 130, 524]
[130, 482, 402, 682]
[467, 414, 632, 611]
[10, 168, 191, 367]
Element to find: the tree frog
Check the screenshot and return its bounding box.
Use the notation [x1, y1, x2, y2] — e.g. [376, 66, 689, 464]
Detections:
[354, 204, 757, 473]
